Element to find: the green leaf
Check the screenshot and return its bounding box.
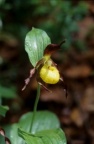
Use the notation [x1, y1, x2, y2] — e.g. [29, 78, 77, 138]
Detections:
[19, 111, 60, 134]
[0, 105, 9, 117]
[0, 134, 5, 144]
[25, 27, 51, 67]
[3, 111, 60, 144]
[18, 127, 67, 144]
[0, 85, 17, 99]
[3, 124, 25, 144]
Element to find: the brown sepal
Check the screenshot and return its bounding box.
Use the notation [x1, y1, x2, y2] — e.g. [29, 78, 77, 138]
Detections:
[44, 39, 66, 55]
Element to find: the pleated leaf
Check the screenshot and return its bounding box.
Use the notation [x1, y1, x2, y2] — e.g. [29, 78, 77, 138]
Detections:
[18, 128, 67, 144]
[25, 27, 51, 67]
[19, 111, 60, 134]
[2, 111, 61, 144]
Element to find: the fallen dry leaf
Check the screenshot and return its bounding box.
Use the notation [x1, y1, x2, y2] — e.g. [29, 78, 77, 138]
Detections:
[80, 87, 94, 112]
[64, 65, 91, 78]
[70, 108, 88, 127]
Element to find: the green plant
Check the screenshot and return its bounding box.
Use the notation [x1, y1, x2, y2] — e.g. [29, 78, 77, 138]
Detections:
[0, 33, 19, 117]
[0, 85, 17, 116]
[0, 1, 88, 117]
[0, 28, 67, 144]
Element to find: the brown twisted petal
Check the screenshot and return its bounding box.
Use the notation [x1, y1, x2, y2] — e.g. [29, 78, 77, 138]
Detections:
[22, 68, 36, 91]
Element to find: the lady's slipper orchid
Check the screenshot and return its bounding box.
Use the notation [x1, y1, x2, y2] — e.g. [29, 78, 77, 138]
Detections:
[22, 40, 67, 97]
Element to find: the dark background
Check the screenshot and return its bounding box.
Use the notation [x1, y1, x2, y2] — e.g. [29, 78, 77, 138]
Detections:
[0, 0, 94, 144]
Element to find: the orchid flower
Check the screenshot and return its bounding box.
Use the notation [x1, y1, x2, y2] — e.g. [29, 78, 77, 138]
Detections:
[22, 28, 67, 97]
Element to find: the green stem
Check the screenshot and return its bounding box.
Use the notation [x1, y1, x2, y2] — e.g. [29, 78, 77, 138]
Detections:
[30, 84, 40, 133]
